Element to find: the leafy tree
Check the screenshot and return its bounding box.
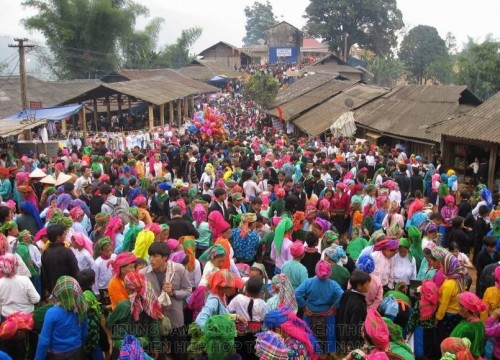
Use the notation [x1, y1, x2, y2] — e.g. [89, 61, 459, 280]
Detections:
[455, 39, 500, 100]
[121, 17, 164, 69]
[22, 0, 148, 79]
[243, 1, 278, 46]
[367, 56, 406, 88]
[398, 25, 449, 84]
[424, 59, 454, 85]
[304, 0, 403, 57]
[244, 71, 279, 109]
[157, 27, 203, 69]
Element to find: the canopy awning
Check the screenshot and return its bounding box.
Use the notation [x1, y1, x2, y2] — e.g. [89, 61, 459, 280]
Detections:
[6, 104, 84, 122]
[0, 119, 47, 137]
[330, 111, 356, 137]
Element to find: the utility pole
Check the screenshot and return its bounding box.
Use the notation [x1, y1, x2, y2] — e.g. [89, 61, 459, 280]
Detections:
[9, 38, 34, 111]
[10, 38, 35, 141]
[343, 33, 349, 62]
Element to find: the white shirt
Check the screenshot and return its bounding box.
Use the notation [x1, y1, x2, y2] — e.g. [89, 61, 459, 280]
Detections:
[74, 176, 91, 195]
[392, 253, 416, 285]
[0, 275, 40, 317]
[187, 259, 202, 288]
[72, 248, 95, 271]
[243, 180, 261, 199]
[228, 294, 268, 322]
[371, 250, 394, 288]
[93, 254, 116, 294]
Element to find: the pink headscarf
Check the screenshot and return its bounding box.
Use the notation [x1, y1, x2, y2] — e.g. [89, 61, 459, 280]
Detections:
[72, 232, 94, 256]
[315, 260, 332, 280]
[166, 239, 180, 252]
[15, 172, 29, 184]
[192, 204, 207, 227]
[69, 206, 84, 222]
[272, 216, 282, 228]
[104, 216, 123, 248]
[145, 223, 162, 235]
[495, 266, 500, 288]
[457, 291, 488, 314]
[4, 200, 16, 213]
[208, 211, 230, 240]
[445, 195, 455, 204]
[290, 241, 305, 258]
[364, 308, 390, 351]
[419, 279, 438, 320]
[133, 195, 147, 207]
[313, 217, 330, 233]
[176, 198, 187, 215]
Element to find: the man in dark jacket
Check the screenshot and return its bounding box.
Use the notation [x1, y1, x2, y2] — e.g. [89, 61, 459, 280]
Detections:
[166, 206, 199, 240]
[41, 224, 79, 295]
[395, 164, 411, 204]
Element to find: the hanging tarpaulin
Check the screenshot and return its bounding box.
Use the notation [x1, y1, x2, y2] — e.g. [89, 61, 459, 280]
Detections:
[330, 111, 356, 138]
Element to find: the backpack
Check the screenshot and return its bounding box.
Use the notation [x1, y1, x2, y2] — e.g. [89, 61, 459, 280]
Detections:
[104, 198, 128, 217]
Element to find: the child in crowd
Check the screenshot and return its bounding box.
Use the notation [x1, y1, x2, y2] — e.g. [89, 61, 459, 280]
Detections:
[300, 231, 321, 278]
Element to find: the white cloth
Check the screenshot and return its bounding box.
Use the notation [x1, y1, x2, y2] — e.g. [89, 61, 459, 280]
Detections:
[228, 294, 268, 322]
[0, 275, 40, 317]
[187, 259, 202, 288]
[371, 250, 394, 288]
[392, 253, 416, 285]
[93, 254, 116, 294]
[72, 248, 95, 271]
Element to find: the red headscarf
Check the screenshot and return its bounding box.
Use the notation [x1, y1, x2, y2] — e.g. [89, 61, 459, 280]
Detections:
[107, 252, 137, 277]
[123, 272, 163, 321]
[419, 280, 438, 320]
[208, 211, 230, 241]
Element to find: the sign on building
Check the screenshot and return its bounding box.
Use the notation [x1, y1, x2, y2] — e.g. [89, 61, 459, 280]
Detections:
[276, 48, 292, 57]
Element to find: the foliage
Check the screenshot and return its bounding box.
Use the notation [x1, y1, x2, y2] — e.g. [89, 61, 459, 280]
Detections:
[367, 56, 406, 88]
[243, 1, 278, 46]
[304, 0, 403, 57]
[243, 71, 279, 109]
[424, 59, 454, 85]
[454, 39, 500, 100]
[156, 27, 203, 69]
[22, 0, 148, 79]
[398, 25, 449, 84]
[120, 17, 164, 69]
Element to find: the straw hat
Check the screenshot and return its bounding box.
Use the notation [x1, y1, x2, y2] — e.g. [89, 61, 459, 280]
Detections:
[40, 175, 56, 185]
[29, 168, 46, 178]
[55, 173, 72, 186]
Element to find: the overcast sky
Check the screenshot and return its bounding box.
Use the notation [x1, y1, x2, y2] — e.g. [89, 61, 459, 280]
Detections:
[0, 0, 498, 57]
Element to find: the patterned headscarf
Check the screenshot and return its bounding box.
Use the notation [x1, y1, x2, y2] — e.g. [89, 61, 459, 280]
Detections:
[95, 212, 111, 228]
[207, 269, 244, 300]
[123, 272, 163, 321]
[315, 260, 332, 280]
[57, 194, 72, 211]
[70, 199, 91, 218]
[419, 279, 439, 321]
[199, 244, 226, 262]
[305, 203, 317, 220]
[271, 274, 298, 313]
[364, 308, 390, 351]
[457, 291, 488, 314]
[107, 252, 137, 277]
[0, 254, 17, 278]
[69, 206, 84, 222]
[0, 221, 17, 235]
[263, 308, 319, 360]
[431, 246, 449, 261]
[180, 236, 196, 272]
[373, 239, 399, 252]
[292, 211, 305, 232]
[324, 244, 346, 263]
[52, 276, 88, 323]
[356, 254, 375, 273]
[133, 195, 147, 207]
[255, 331, 289, 360]
[274, 218, 293, 257]
[440, 337, 474, 360]
[239, 213, 257, 238]
[323, 230, 338, 244]
[442, 253, 467, 292]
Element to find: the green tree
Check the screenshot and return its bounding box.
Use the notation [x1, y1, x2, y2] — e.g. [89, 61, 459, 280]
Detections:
[455, 39, 500, 100]
[22, 0, 148, 79]
[121, 17, 164, 69]
[367, 56, 406, 87]
[424, 59, 454, 85]
[304, 0, 403, 58]
[244, 71, 279, 109]
[157, 27, 203, 69]
[243, 1, 278, 46]
[398, 25, 449, 84]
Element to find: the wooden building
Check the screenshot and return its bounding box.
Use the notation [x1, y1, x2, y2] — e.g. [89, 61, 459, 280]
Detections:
[198, 41, 251, 69]
[267, 21, 303, 65]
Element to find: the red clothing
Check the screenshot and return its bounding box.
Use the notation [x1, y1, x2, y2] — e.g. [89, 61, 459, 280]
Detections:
[330, 192, 349, 214]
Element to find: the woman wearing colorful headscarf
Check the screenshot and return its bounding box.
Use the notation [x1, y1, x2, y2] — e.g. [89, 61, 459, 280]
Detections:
[91, 212, 110, 243]
[295, 260, 343, 356]
[231, 212, 260, 264]
[267, 274, 298, 314]
[35, 276, 88, 360]
[323, 244, 350, 290]
[195, 269, 245, 331]
[356, 308, 391, 357]
[192, 203, 211, 255]
[17, 201, 44, 235]
[281, 241, 308, 290]
[70, 233, 95, 271]
[407, 280, 439, 358]
[263, 308, 319, 360]
[473, 188, 494, 219]
[449, 292, 487, 357]
[382, 317, 414, 359]
[271, 217, 294, 274]
[371, 239, 399, 291]
[107, 252, 137, 310]
[435, 253, 467, 346]
[107, 271, 162, 359]
[392, 238, 417, 286]
[440, 337, 474, 360]
[69, 206, 88, 237]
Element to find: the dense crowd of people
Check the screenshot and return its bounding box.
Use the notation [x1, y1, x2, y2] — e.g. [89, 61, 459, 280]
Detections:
[0, 92, 498, 360]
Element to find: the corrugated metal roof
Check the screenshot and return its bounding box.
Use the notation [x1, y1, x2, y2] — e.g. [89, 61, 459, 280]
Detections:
[0, 75, 101, 118]
[108, 69, 218, 93]
[59, 75, 219, 106]
[177, 60, 242, 81]
[431, 92, 500, 143]
[269, 78, 357, 120]
[353, 85, 478, 143]
[304, 64, 363, 75]
[273, 73, 340, 107]
[293, 83, 389, 136]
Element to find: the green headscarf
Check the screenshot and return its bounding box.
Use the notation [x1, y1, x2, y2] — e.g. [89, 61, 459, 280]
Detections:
[274, 218, 293, 257]
[93, 236, 112, 259]
[371, 167, 386, 184]
[493, 217, 500, 238]
[408, 225, 424, 268]
[52, 276, 88, 323]
[199, 244, 226, 262]
[121, 224, 141, 253]
[204, 315, 237, 360]
[382, 317, 413, 355]
[16, 230, 39, 277]
[0, 221, 17, 234]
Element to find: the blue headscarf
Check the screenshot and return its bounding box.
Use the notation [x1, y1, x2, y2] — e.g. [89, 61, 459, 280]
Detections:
[20, 201, 44, 231]
[158, 182, 171, 191]
[481, 188, 494, 210]
[356, 254, 375, 274]
[448, 175, 457, 188]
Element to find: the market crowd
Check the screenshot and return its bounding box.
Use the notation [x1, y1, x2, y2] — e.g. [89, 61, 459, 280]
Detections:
[0, 93, 498, 360]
